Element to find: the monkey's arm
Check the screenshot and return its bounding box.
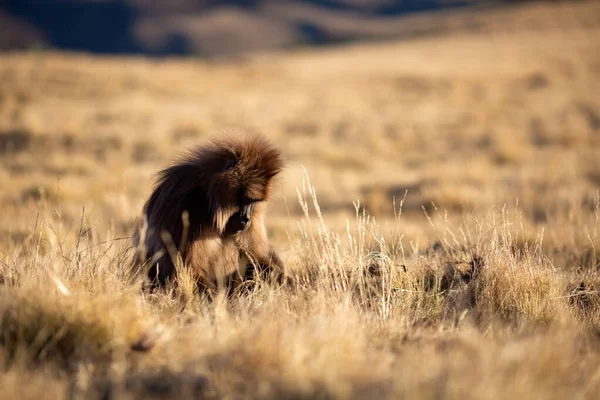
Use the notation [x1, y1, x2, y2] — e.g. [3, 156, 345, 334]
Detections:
[236, 220, 285, 288]
[239, 221, 282, 266]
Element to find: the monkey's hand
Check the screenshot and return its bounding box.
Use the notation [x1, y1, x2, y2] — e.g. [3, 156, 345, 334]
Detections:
[244, 249, 286, 284]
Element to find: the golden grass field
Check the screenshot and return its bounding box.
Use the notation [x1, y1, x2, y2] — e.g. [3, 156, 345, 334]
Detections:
[1, 1, 600, 399]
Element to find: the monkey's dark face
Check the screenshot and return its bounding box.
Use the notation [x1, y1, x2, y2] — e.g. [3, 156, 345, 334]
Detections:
[223, 203, 255, 236]
[219, 175, 268, 236]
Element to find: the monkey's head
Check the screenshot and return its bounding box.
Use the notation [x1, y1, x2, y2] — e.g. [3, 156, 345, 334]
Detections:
[196, 134, 284, 236]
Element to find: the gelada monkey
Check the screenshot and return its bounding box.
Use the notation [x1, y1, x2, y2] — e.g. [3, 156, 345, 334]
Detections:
[133, 133, 284, 294]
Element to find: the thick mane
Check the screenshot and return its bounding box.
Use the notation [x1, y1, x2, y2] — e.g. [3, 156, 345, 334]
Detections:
[143, 162, 208, 251]
[143, 133, 283, 247]
[194, 134, 284, 180]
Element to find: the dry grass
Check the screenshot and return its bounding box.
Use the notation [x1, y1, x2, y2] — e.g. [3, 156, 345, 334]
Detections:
[1, 1, 600, 399]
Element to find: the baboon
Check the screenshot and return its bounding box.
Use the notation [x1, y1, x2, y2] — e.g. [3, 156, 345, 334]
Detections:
[133, 133, 285, 294]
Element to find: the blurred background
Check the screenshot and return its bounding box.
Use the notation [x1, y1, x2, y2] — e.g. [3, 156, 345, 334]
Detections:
[0, 0, 599, 251]
[0, 0, 578, 56]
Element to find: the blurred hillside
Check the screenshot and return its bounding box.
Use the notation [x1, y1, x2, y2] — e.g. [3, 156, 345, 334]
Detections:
[0, 0, 579, 56]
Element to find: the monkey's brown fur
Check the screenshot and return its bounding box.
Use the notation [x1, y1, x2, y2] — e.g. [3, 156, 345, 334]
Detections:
[133, 133, 284, 293]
